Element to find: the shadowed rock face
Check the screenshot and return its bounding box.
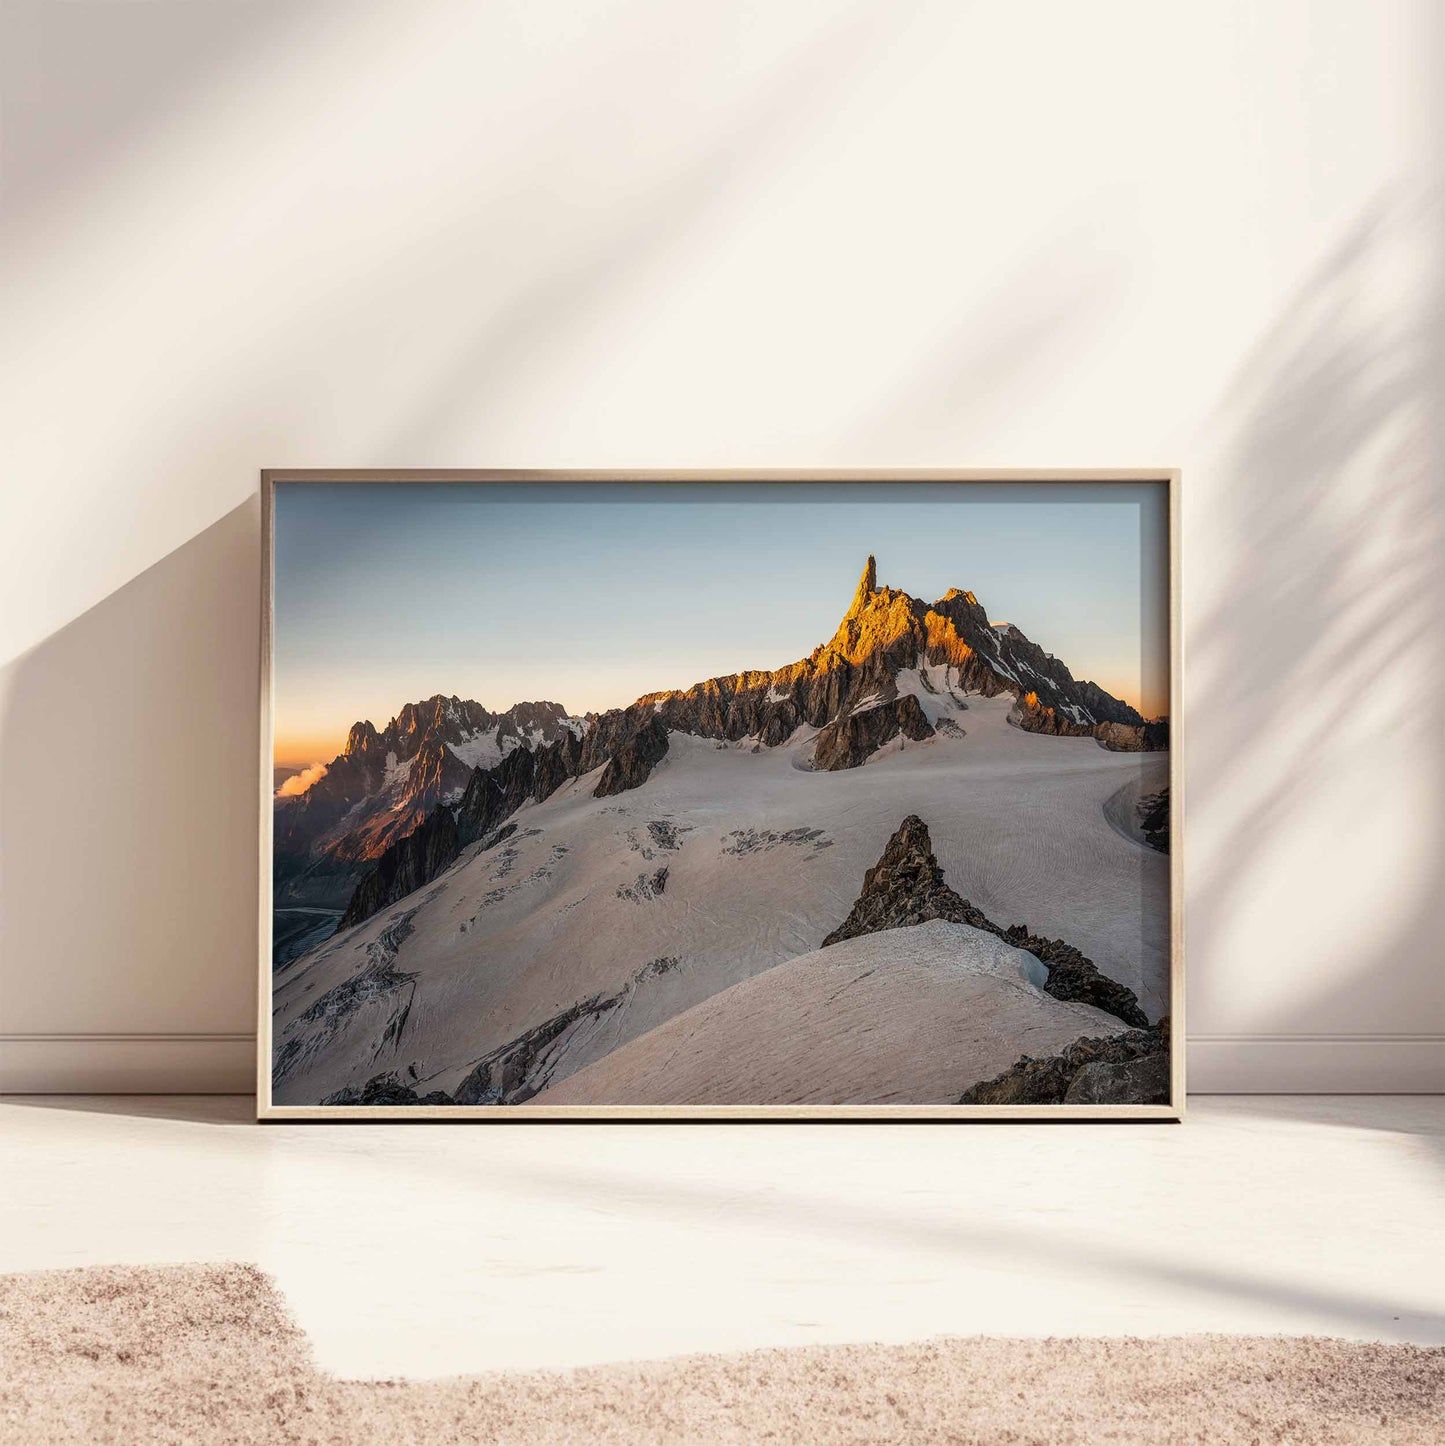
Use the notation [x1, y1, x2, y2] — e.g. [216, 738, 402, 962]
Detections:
[321, 1072, 454, 1106]
[1008, 691, 1089, 738]
[822, 814, 1149, 1029]
[454, 706, 677, 843]
[452, 730, 583, 846]
[595, 715, 670, 797]
[1002, 926, 1147, 1027]
[1137, 786, 1170, 853]
[958, 1020, 1170, 1105]
[812, 695, 935, 771]
[337, 806, 459, 930]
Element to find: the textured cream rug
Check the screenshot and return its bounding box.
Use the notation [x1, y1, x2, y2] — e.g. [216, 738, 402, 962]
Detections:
[1, 1264, 1441, 1444]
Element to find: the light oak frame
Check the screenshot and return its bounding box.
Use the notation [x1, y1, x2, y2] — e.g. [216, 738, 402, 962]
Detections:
[258, 470, 1184, 1122]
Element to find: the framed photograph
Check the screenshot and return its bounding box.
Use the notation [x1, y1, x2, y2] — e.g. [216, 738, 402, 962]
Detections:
[259, 471, 1182, 1120]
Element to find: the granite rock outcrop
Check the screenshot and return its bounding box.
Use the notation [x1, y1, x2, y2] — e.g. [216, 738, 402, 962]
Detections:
[822, 814, 1149, 1028]
[958, 1019, 1170, 1105]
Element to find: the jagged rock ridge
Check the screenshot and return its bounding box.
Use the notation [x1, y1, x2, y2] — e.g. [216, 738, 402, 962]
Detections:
[1012, 696, 1169, 753]
[338, 712, 674, 930]
[273, 694, 578, 922]
[821, 814, 1148, 1028]
[328, 558, 1162, 933]
[638, 555, 1154, 762]
[275, 695, 577, 865]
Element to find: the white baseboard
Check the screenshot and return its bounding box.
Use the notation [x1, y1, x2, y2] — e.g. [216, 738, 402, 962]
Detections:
[1, 1033, 1440, 1096]
[0, 1035, 255, 1094]
[1186, 1035, 1444, 1094]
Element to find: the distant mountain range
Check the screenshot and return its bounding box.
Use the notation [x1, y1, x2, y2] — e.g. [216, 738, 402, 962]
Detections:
[273, 696, 581, 913]
[293, 557, 1165, 942]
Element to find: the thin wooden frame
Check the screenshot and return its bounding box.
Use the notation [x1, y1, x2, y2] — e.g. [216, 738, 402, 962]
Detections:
[258, 470, 1184, 1122]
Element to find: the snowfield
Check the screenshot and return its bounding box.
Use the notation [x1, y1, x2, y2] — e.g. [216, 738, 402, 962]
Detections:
[271, 691, 1170, 1106]
[537, 920, 1122, 1106]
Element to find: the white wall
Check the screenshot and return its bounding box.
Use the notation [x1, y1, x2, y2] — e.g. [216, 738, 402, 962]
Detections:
[2, 0, 1440, 1093]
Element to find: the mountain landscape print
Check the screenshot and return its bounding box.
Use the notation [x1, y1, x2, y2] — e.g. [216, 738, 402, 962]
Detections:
[264, 476, 1176, 1116]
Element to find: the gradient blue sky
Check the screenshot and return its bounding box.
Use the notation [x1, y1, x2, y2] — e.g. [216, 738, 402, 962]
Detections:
[274, 481, 1168, 764]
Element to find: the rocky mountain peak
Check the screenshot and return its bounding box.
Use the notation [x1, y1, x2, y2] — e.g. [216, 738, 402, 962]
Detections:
[344, 720, 381, 757]
[936, 587, 984, 616]
[503, 700, 572, 735]
[394, 694, 451, 740]
[846, 554, 878, 618]
[822, 814, 968, 945]
[824, 558, 929, 669]
[629, 555, 1151, 774]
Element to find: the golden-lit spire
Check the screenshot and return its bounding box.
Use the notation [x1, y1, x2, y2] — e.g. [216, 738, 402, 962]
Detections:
[846, 554, 878, 618]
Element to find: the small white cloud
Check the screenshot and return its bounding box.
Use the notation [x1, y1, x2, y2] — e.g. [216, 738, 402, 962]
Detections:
[276, 762, 329, 798]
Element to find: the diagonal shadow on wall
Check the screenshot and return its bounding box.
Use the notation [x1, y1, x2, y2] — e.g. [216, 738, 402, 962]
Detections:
[0, 501, 261, 1038]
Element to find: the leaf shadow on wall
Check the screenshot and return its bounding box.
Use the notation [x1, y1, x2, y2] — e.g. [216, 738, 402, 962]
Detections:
[0, 501, 260, 1039]
[1186, 192, 1445, 1076]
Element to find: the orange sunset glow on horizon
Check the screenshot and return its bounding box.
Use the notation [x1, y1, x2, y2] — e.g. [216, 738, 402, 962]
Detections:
[272, 481, 1170, 778]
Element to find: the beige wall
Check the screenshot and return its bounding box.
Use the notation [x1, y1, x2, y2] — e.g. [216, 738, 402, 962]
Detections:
[1, 0, 1441, 1092]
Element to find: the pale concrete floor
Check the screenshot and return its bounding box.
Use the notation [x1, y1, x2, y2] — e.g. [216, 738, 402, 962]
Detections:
[0, 1095, 1440, 1380]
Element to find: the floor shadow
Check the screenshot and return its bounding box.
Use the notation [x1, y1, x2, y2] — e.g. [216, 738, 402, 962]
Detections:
[199, 1100, 1438, 1343]
[0, 502, 260, 1038]
[0, 1094, 254, 1125]
[475, 1123, 1445, 1341]
[1201, 1093, 1444, 1140]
